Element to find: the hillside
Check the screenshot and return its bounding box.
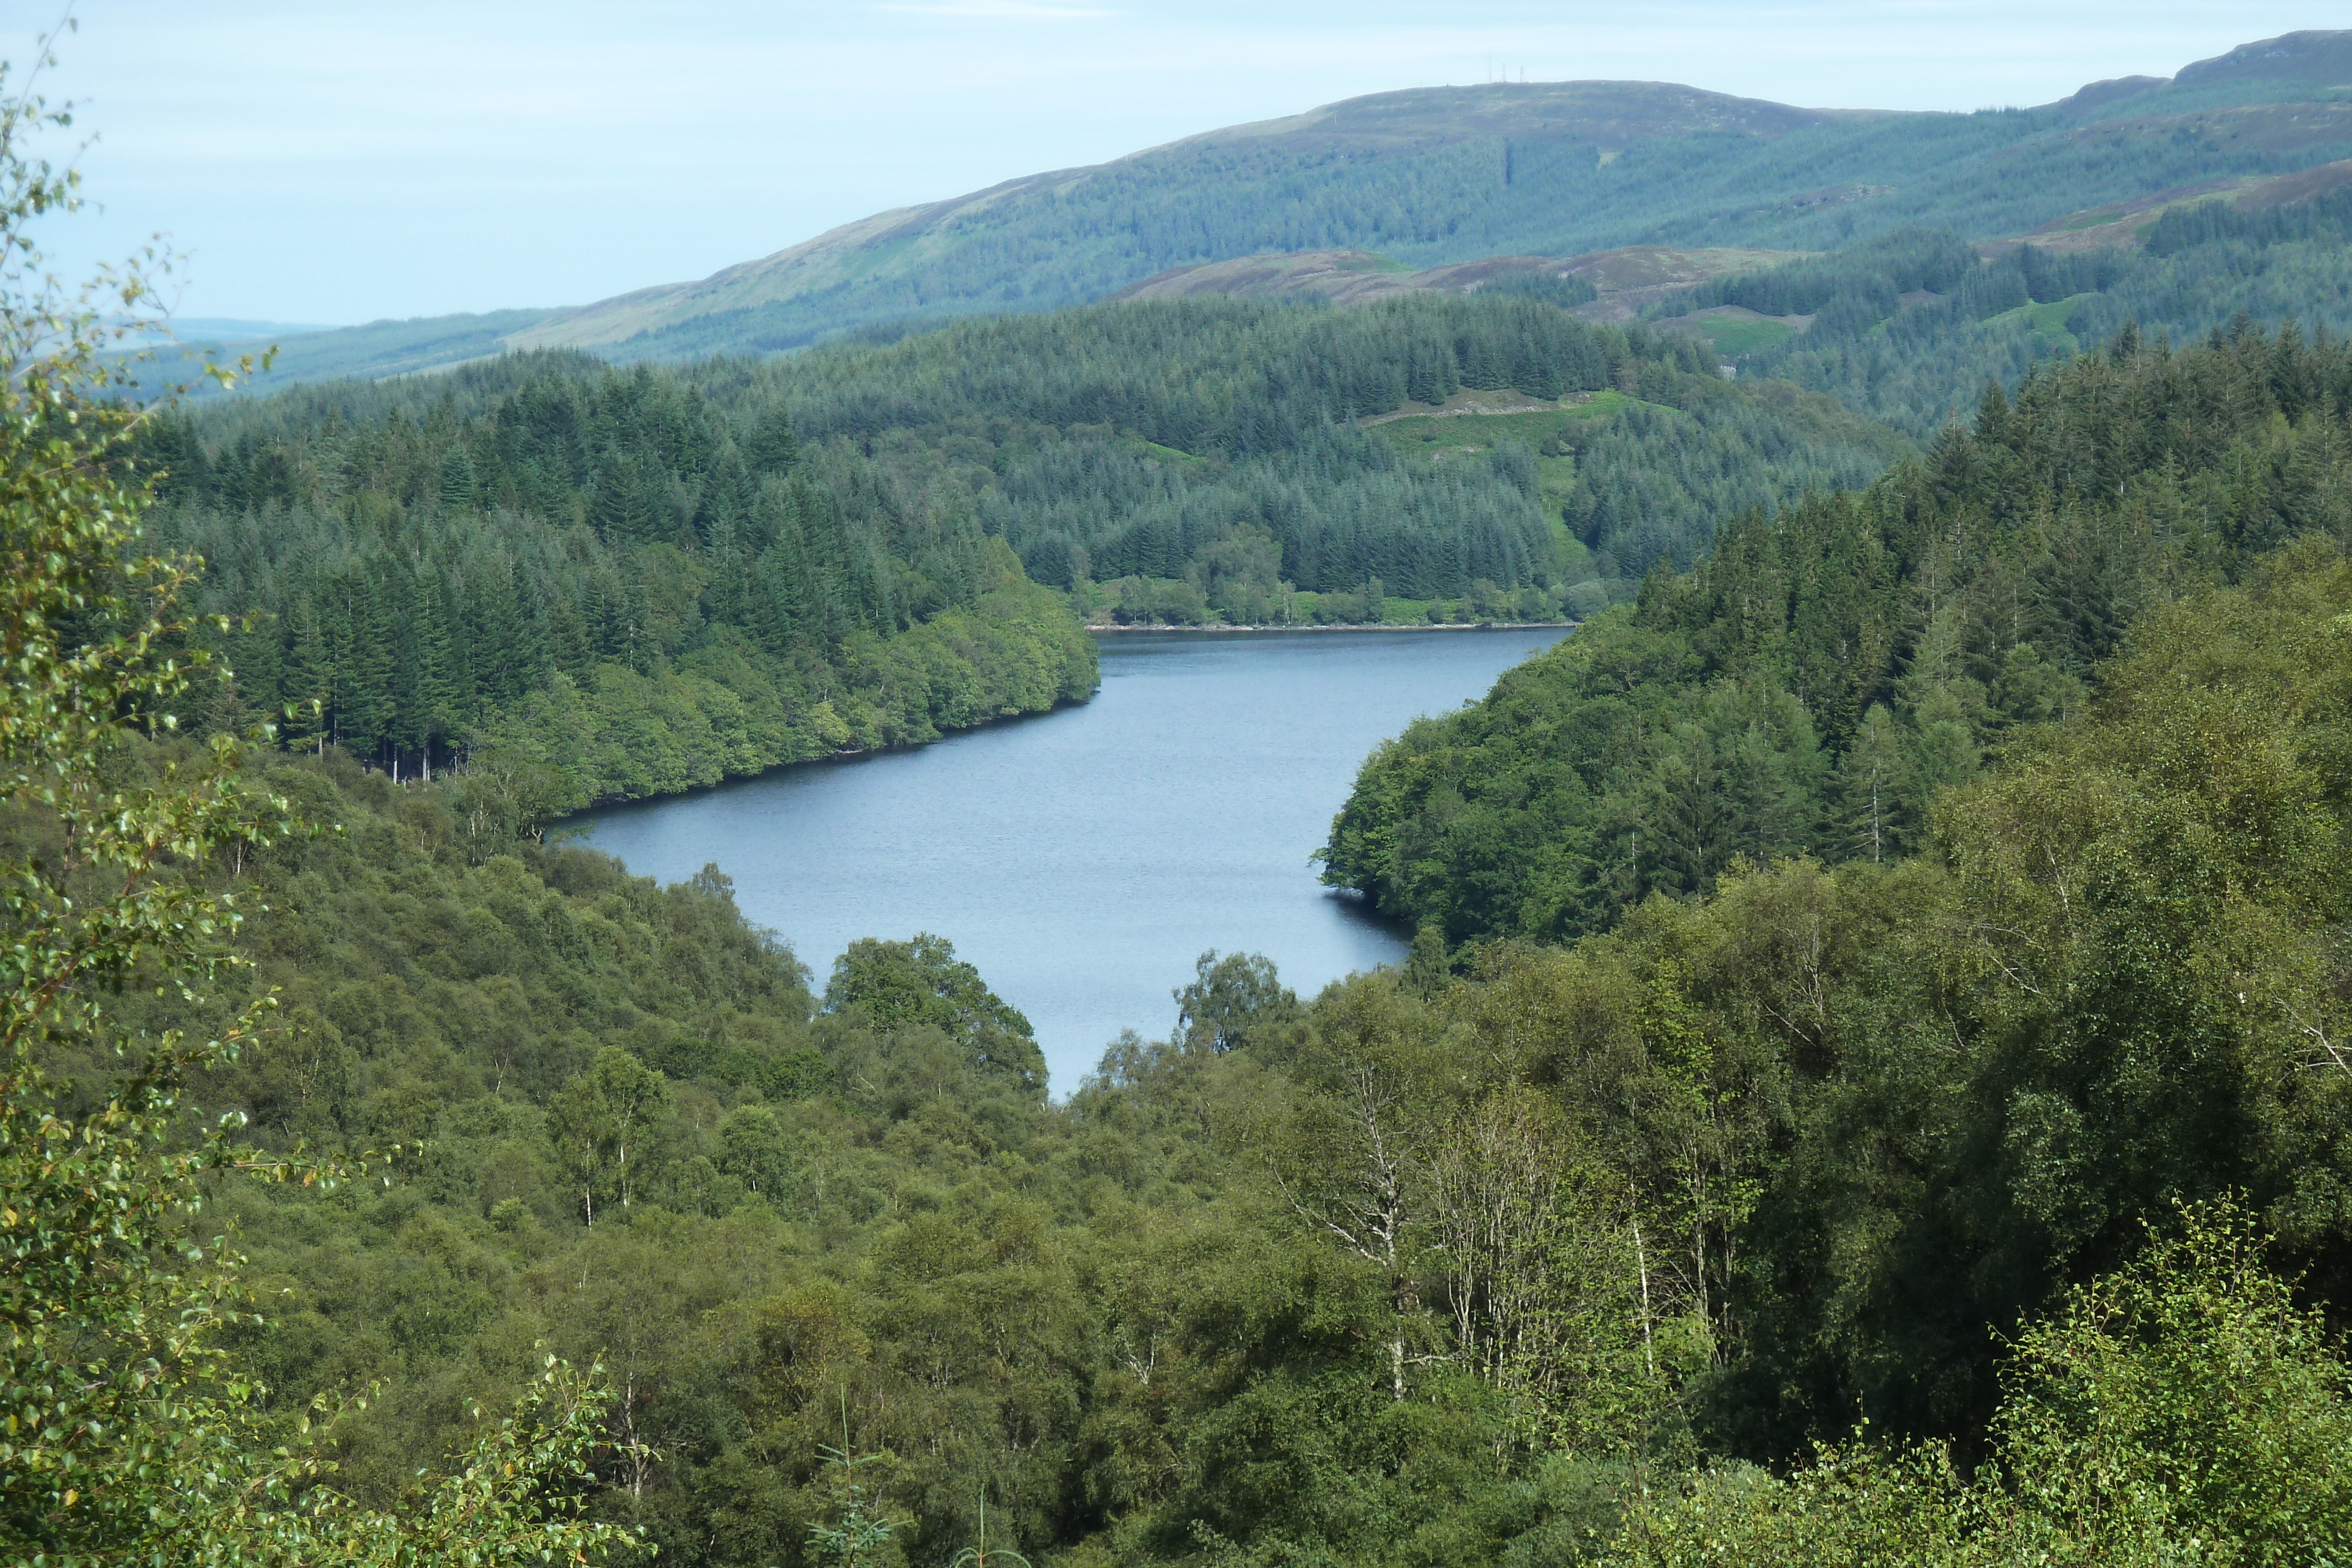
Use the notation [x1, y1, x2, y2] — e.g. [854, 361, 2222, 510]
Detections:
[1107, 243, 1807, 320]
[1616, 160, 2352, 435]
[1124, 141, 2352, 453]
[46, 297, 2352, 1568]
[502, 80, 1844, 356]
[185, 29, 2352, 389]
[139, 352, 1101, 815]
[503, 34, 2352, 362]
[153, 295, 1902, 718]
[1994, 155, 2352, 253]
[1321, 320, 2352, 947]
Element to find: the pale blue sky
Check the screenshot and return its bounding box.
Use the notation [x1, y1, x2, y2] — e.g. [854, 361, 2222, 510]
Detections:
[14, 2, 2350, 325]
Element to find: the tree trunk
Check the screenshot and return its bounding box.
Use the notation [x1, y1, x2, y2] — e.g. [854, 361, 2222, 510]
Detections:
[1633, 1213, 1656, 1382]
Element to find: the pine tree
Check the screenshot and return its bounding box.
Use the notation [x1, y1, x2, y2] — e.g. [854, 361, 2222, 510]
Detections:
[1833, 703, 1910, 863]
[282, 596, 335, 751]
[744, 402, 801, 474]
[410, 569, 459, 768]
[337, 569, 397, 761]
[437, 442, 477, 511]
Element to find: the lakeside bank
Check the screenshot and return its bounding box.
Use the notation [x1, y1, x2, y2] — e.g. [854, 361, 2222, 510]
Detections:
[1088, 620, 1576, 634]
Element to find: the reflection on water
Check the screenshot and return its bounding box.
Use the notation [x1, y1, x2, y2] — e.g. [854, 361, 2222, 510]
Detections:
[569, 626, 1571, 1092]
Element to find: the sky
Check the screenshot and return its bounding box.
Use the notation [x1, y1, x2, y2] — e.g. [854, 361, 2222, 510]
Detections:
[13, 1, 2350, 326]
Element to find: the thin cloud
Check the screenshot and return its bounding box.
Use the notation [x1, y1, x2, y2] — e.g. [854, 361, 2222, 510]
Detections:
[880, 2, 1119, 16]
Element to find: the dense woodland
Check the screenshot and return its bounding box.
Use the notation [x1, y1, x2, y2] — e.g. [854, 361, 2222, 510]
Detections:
[55, 373, 2352, 1566]
[146, 293, 1894, 750]
[138, 357, 1097, 810]
[1668, 186, 2352, 439]
[24, 42, 2352, 1568]
[1322, 322, 2352, 948]
[34, 310, 2349, 1568]
[724, 295, 1891, 598]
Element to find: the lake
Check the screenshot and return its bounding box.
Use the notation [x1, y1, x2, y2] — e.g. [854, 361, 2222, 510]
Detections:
[569, 626, 1572, 1092]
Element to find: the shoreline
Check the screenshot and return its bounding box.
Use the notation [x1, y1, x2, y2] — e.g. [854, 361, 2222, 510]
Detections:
[1087, 620, 1576, 634]
[559, 623, 1576, 823]
[555, 691, 1096, 825]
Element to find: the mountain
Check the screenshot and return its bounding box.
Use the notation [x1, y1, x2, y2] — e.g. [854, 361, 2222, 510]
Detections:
[497, 80, 1843, 355]
[492, 31, 2352, 355]
[188, 29, 2352, 392]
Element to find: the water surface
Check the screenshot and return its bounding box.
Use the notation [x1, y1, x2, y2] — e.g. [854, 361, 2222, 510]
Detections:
[570, 627, 1570, 1091]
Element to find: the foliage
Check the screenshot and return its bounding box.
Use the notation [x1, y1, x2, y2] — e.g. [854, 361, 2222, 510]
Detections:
[138, 356, 1097, 814]
[1174, 951, 1302, 1055]
[806, 1439, 903, 1568]
[51, 536, 2352, 1567]
[710, 293, 1885, 603]
[46, 43, 2352, 1568]
[1611, 1204, 2352, 1566]
[824, 935, 1047, 1098]
[0, 58, 631, 1564]
[1321, 320, 2352, 945]
[145, 291, 1905, 773]
[1663, 195, 2352, 442]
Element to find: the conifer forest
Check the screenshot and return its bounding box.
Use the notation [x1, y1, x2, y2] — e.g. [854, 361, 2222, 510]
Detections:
[14, 22, 2352, 1568]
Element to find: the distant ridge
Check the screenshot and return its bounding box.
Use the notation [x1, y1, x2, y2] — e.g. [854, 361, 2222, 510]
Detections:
[501, 80, 1840, 357]
[198, 31, 2352, 390]
[2176, 30, 2352, 88]
[2055, 76, 2167, 113]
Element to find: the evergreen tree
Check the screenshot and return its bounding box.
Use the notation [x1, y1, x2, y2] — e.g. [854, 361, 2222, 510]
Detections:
[437, 442, 477, 510]
[1833, 701, 1909, 862]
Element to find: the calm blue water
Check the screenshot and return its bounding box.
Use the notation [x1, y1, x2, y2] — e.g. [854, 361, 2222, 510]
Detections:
[569, 627, 1570, 1093]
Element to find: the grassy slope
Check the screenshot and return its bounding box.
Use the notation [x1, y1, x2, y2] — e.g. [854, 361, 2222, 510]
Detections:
[1375, 393, 1641, 571]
